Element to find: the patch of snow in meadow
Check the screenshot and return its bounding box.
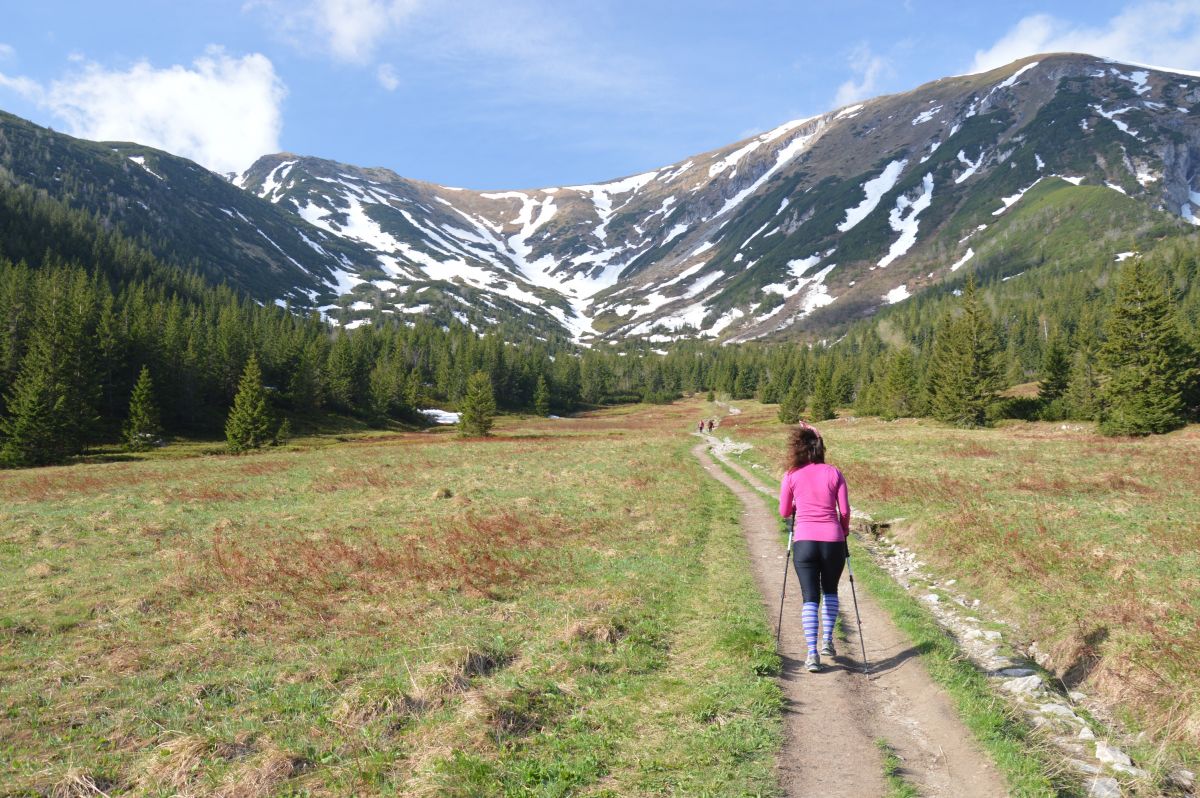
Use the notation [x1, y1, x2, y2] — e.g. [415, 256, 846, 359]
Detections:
[835, 104, 864, 120]
[1105, 182, 1127, 195]
[421, 409, 461, 424]
[344, 319, 369, 330]
[350, 300, 374, 312]
[920, 139, 942, 163]
[1059, 175, 1085, 185]
[883, 284, 910, 304]
[690, 241, 715, 257]
[1035, 153, 1045, 171]
[777, 196, 790, 214]
[838, 159, 907, 232]
[1114, 251, 1137, 262]
[950, 248, 975, 272]
[371, 278, 396, 291]
[878, 173, 934, 268]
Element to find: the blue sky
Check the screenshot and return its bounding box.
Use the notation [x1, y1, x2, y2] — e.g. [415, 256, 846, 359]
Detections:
[3, 1, 1200, 188]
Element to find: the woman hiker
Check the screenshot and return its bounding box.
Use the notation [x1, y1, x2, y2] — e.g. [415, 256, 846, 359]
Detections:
[779, 422, 850, 672]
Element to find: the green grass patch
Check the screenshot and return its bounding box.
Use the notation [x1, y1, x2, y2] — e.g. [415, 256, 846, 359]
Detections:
[875, 739, 920, 798]
[0, 403, 782, 796]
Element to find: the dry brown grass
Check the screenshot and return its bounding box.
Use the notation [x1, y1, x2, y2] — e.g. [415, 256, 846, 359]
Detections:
[200, 510, 571, 614]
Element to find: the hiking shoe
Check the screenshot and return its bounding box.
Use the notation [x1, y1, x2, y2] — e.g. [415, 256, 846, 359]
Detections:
[804, 652, 821, 672]
[819, 639, 836, 658]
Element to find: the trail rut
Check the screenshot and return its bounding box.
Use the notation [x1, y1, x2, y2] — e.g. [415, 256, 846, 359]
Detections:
[693, 437, 1010, 798]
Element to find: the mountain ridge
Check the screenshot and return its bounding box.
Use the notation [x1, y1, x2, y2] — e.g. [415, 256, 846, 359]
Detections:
[3, 52, 1198, 342]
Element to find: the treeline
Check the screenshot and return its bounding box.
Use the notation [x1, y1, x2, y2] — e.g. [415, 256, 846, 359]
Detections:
[702, 242, 1200, 435]
[2, 177, 1198, 467]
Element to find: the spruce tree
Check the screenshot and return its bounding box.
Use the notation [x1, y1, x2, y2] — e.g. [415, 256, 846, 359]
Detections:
[459, 371, 497, 437]
[881, 350, 918, 420]
[1097, 258, 1191, 435]
[0, 358, 67, 467]
[533, 375, 551, 417]
[809, 368, 836, 421]
[777, 381, 806, 424]
[931, 278, 1002, 427]
[225, 355, 272, 453]
[123, 366, 162, 452]
[1038, 334, 1070, 401]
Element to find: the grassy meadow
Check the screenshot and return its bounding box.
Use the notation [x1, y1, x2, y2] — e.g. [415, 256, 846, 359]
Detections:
[1, 402, 782, 797]
[714, 401, 1200, 766]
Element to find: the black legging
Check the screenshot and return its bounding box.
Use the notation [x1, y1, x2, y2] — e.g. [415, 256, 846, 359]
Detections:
[791, 540, 846, 603]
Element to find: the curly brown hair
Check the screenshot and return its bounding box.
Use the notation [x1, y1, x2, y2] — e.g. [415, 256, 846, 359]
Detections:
[786, 425, 825, 470]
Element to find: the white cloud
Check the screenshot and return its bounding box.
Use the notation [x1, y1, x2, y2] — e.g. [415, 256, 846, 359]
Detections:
[253, 0, 654, 104]
[252, 0, 421, 63]
[0, 43, 15, 62]
[834, 44, 890, 107]
[0, 47, 285, 176]
[972, 1, 1200, 73]
[377, 62, 400, 90]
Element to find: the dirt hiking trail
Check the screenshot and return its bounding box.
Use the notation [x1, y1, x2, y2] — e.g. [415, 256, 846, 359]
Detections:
[693, 437, 1010, 798]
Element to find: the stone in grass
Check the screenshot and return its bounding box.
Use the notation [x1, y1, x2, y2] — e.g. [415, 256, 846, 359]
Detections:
[1171, 769, 1195, 790]
[1070, 759, 1101, 775]
[1000, 674, 1044, 695]
[1095, 741, 1132, 768]
[1039, 703, 1083, 723]
[995, 667, 1036, 678]
[923, 593, 940, 603]
[433, 487, 453, 499]
[1079, 726, 1096, 740]
[1088, 777, 1121, 798]
[1110, 762, 1148, 778]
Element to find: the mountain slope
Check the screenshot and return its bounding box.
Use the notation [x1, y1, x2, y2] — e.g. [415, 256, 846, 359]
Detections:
[236, 53, 1200, 341]
[0, 110, 379, 306]
[3, 53, 1199, 341]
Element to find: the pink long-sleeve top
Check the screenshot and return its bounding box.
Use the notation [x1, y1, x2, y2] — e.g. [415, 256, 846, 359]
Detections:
[779, 463, 850, 542]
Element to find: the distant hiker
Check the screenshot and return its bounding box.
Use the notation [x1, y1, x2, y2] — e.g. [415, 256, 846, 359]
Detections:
[697, 420, 705, 434]
[779, 423, 850, 672]
[706, 419, 714, 433]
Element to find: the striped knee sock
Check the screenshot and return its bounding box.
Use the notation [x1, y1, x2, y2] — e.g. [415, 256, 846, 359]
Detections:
[801, 602, 819, 655]
[821, 593, 840, 642]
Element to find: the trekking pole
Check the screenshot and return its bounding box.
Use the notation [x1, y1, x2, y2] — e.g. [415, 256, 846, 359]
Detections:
[775, 516, 794, 649]
[844, 540, 871, 676]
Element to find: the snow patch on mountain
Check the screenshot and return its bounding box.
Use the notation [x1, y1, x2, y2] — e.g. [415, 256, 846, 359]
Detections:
[128, 156, 164, 181]
[878, 173, 934, 268]
[950, 248, 975, 272]
[955, 150, 983, 184]
[838, 158, 907, 232]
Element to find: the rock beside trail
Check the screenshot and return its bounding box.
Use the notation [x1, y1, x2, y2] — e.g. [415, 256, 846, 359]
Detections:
[1095, 741, 1132, 767]
[1000, 675, 1044, 695]
[1088, 776, 1122, 798]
